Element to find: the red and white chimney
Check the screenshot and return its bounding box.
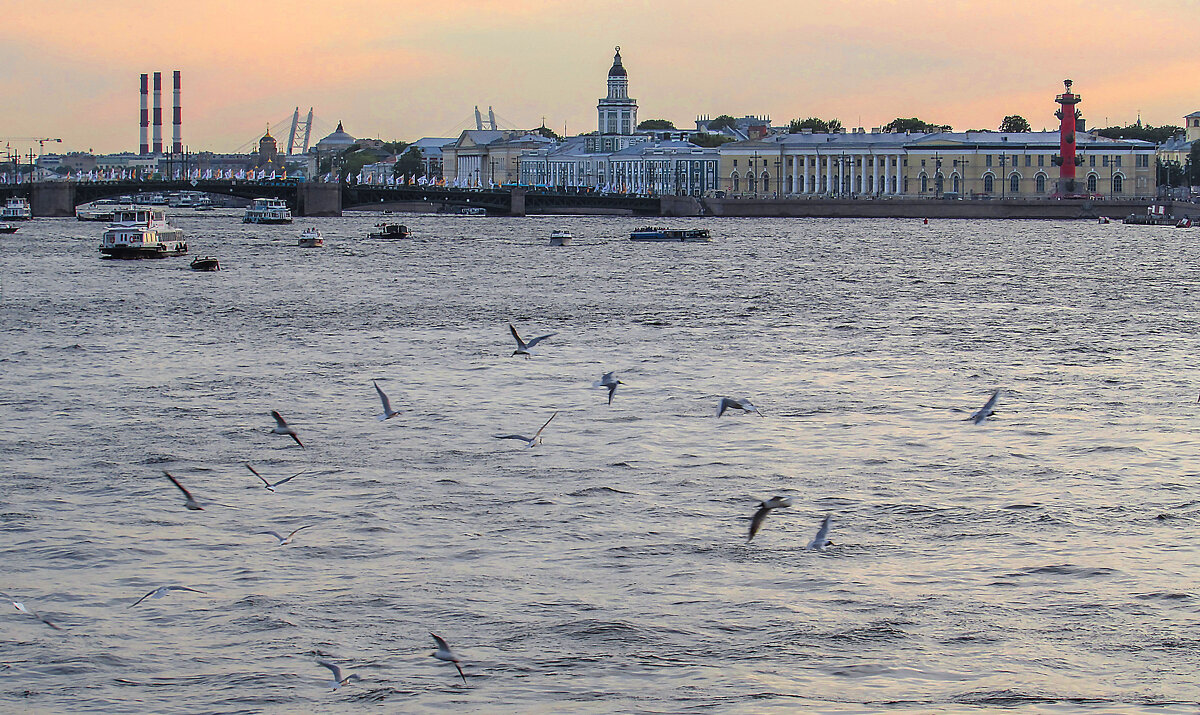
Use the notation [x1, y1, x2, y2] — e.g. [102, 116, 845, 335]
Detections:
[172, 70, 182, 154]
[139, 73, 149, 155]
[152, 71, 163, 155]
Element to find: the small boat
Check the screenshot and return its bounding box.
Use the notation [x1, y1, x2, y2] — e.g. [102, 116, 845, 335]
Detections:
[368, 223, 410, 239]
[298, 227, 324, 247]
[194, 197, 215, 211]
[99, 207, 188, 259]
[1097, 216, 1111, 224]
[190, 256, 221, 271]
[458, 207, 487, 216]
[629, 226, 712, 242]
[0, 223, 18, 234]
[1177, 218, 1194, 229]
[243, 197, 293, 224]
[2, 197, 32, 220]
[549, 230, 573, 246]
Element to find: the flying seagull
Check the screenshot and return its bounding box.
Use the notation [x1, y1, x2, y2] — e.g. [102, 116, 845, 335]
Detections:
[807, 514, 833, 551]
[431, 633, 467, 684]
[317, 660, 361, 691]
[270, 410, 304, 447]
[748, 496, 792, 542]
[967, 389, 1000, 425]
[717, 397, 762, 418]
[593, 372, 623, 405]
[163, 471, 203, 511]
[374, 381, 401, 421]
[246, 464, 305, 492]
[128, 585, 206, 608]
[260, 525, 314, 546]
[494, 411, 558, 448]
[509, 323, 556, 357]
[1, 593, 62, 631]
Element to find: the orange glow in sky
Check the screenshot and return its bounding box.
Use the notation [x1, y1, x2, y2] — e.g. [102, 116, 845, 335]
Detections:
[3, 0, 1197, 154]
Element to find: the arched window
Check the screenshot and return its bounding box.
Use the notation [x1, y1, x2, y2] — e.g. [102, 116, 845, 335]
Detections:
[786, 175, 793, 194]
[1035, 173, 1046, 193]
[1010, 173, 1020, 193]
[934, 174, 944, 193]
[952, 174, 960, 193]
[731, 173, 739, 192]
[1113, 174, 1124, 194]
[748, 174, 756, 193]
[983, 174, 994, 193]
[761, 172, 770, 193]
[1087, 174, 1097, 193]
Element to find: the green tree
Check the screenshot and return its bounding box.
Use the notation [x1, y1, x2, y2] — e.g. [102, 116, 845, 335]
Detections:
[1094, 123, 1183, 144]
[689, 133, 735, 148]
[638, 119, 677, 131]
[1157, 158, 1185, 187]
[883, 117, 952, 133]
[1189, 144, 1200, 185]
[999, 115, 1032, 133]
[706, 115, 738, 132]
[392, 147, 424, 178]
[788, 117, 843, 134]
[533, 125, 561, 140]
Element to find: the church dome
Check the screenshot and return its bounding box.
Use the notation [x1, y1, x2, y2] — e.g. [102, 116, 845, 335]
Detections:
[608, 46, 627, 77]
[316, 121, 356, 151]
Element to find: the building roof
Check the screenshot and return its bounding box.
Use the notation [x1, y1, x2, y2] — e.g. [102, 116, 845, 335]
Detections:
[1185, 110, 1200, 118]
[608, 47, 627, 77]
[316, 121, 356, 149]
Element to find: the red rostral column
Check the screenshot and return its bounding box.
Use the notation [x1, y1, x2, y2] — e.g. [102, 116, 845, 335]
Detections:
[1054, 78, 1082, 193]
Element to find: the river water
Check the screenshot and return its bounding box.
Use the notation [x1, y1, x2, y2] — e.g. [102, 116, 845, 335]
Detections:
[2, 210, 1199, 713]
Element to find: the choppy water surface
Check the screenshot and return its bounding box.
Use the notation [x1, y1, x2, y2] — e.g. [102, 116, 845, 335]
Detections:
[2, 210, 1200, 713]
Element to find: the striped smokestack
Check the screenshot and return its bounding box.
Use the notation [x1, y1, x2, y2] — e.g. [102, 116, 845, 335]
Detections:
[140, 73, 149, 155]
[172, 70, 182, 154]
[152, 71, 162, 154]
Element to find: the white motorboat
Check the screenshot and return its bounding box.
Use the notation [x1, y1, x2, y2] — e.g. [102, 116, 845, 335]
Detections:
[243, 197, 293, 224]
[99, 207, 187, 259]
[549, 230, 573, 246]
[2, 197, 32, 220]
[298, 227, 324, 247]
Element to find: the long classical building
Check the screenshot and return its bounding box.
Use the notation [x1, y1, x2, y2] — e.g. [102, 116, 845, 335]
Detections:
[717, 129, 1157, 199]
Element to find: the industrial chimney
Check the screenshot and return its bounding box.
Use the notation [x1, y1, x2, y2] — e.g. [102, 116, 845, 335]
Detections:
[172, 71, 182, 154]
[152, 72, 163, 154]
[139, 73, 149, 155]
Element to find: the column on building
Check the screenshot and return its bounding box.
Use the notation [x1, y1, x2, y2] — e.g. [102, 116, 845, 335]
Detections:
[849, 156, 856, 196]
[824, 155, 832, 194]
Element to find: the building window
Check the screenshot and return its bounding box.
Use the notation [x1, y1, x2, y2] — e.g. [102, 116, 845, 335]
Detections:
[1038, 155, 1044, 167]
[1087, 174, 1097, 192]
[1010, 173, 1020, 193]
[921, 159, 926, 168]
[1114, 156, 1122, 167]
[1113, 174, 1124, 193]
[952, 175, 960, 193]
[762, 172, 770, 193]
[748, 174, 756, 193]
[984, 174, 994, 193]
[920, 173, 928, 192]
[1025, 156, 1032, 167]
[1089, 155, 1095, 167]
[731, 173, 739, 192]
[1036, 173, 1046, 193]
[1102, 156, 1109, 167]
[985, 155, 993, 168]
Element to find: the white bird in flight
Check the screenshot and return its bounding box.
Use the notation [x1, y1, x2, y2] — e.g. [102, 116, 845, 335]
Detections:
[967, 389, 1000, 425]
[270, 410, 304, 447]
[374, 381, 401, 420]
[163, 471, 203, 511]
[509, 323, 555, 357]
[246, 464, 305, 492]
[717, 397, 762, 418]
[1, 592, 62, 630]
[260, 525, 314, 546]
[748, 496, 792, 542]
[431, 633, 467, 684]
[807, 514, 833, 551]
[317, 660, 361, 691]
[494, 411, 558, 448]
[128, 585, 206, 608]
[593, 372, 623, 405]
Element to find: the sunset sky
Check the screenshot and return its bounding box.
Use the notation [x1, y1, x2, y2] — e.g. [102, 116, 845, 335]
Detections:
[3, 0, 1198, 155]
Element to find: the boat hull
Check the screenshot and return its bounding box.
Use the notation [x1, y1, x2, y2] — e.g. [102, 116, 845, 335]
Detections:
[243, 217, 293, 225]
[100, 243, 189, 259]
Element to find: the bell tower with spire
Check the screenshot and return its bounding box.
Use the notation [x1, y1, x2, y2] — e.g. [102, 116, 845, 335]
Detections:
[597, 46, 637, 136]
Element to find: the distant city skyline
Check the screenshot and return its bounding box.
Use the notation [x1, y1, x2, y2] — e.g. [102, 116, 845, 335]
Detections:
[3, 0, 1197, 155]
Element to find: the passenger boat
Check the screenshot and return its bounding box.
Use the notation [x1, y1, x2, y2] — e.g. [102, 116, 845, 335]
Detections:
[458, 207, 487, 216]
[99, 207, 188, 259]
[194, 197, 215, 211]
[368, 223, 410, 239]
[629, 226, 712, 242]
[0, 223, 18, 234]
[2, 197, 32, 220]
[549, 230, 573, 246]
[243, 197, 293, 224]
[1178, 218, 1194, 229]
[76, 199, 124, 222]
[190, 256, 221, 271]
[298, 227, 324, 247]
[1097, 216, 1111, 224]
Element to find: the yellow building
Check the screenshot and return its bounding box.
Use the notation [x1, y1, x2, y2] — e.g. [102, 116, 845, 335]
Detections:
[1157, 110, 1200, 171]
[441, 130, 555, 187]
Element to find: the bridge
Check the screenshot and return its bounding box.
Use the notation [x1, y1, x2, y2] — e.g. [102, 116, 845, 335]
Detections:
[0, 180, 664, 217]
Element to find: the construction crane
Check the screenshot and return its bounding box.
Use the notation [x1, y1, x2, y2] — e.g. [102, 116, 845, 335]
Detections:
[1, 137, 62, 150]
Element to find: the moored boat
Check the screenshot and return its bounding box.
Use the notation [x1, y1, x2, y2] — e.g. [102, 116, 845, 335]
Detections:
[243, 198, 293, 224]
[1178, 217, 1194, 229]
[99, 207, 188, 259]
[190, 256, 221, 271]
[549, 230, 573, 246]
[368, 223, 410, 239]
[298, 227, 324, 247]
[0, 223, 18, 234]
[629, 226, 711, 242]
[2, 197, 32, 220]
[76, 199, 125, 222]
